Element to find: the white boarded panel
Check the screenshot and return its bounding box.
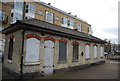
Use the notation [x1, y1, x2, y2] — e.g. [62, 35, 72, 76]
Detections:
[86, 45, 90, 58]
[94, 46, 97, 58]
[26, 38, 40, 62]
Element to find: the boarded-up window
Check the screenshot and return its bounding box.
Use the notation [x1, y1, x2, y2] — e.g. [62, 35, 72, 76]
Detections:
[8, 38, 14, 60]
[85, 45, 90, 58]
[59, 42, 67, 61]
[73, 44, 79, 60]
[94, 46, 97, 58]
[100, 46, 104, 57]
[26, 38, 40, 62]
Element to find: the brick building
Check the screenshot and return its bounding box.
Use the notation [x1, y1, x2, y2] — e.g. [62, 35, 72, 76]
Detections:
[1, 0, 106, 78]
[3, 19, 106, 78]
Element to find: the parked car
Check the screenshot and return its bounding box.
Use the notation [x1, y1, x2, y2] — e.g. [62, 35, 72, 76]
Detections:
[104, 52, 108, 57]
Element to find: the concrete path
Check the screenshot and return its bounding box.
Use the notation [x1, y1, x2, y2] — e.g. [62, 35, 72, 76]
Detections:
[39, 59, 119, 79]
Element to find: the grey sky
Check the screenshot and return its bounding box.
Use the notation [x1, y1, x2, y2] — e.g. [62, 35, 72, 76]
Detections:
[38, 0, 119, 44]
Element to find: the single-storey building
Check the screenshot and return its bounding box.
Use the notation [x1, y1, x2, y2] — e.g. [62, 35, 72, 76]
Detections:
[2, 19, 106, 78]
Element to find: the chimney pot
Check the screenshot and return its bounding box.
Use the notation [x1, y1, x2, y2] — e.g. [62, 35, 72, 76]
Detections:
[48, 3, 51, 5]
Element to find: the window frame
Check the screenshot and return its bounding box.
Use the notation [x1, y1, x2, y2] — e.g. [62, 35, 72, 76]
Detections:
[85, 45, 90, 59]
[45, 11, 54, 24]
[38, 10, 42, 15]
[77, 23, 82, 32]
[0, 0, 7, 3]
[61, 17, 68, 27]
[72, 44, 79, 60]
[100, 46, 104, 57]
[26, 38, 40, 63]
[56, 16, 59, 21]
[25, 4, 36, 19]
[94, 46, 97, 59]
[8, 36, 14, 61]
[0, 10, 5, 21]
[59, 41, 67, 62]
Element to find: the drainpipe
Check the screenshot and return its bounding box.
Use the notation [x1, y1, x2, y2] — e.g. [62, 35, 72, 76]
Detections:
[20, 30, 25, 79]
[22, 2, 26, 20]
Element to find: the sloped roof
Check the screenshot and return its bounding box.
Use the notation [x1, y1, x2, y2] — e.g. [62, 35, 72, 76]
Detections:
[2, 19, 106, 44]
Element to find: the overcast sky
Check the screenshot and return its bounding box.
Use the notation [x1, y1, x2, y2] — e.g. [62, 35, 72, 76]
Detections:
[38, 0, 119, 44]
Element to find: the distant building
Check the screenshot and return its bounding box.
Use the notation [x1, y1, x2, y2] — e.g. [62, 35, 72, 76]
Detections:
[111, 44, 120, 54]
[104, 40, 111, 54]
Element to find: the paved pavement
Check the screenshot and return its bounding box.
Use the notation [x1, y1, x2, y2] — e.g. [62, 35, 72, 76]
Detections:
[0, 63, 2, 81]
[2, 59, 119, 79]
[39, 59, 119, 79]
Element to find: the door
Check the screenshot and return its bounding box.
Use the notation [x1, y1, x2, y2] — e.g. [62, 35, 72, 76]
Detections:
[44, 40, 54, 75]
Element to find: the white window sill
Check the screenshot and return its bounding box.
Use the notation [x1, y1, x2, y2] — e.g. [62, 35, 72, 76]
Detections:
[7, 59, 12, 64]
[24, 62, 40, 66]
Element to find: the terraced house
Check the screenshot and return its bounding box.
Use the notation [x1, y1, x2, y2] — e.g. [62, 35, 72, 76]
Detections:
[1, 0, 106, 78]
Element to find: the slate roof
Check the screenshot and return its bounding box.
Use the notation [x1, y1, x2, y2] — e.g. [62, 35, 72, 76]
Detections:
[2, 19, 106, 44]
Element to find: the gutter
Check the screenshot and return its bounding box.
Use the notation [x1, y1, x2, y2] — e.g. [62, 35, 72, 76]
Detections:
[20, 30, 26, 79]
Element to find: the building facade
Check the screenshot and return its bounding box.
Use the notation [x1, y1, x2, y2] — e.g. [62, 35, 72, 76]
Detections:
[1, 0, 106, 78]
[0, 0, 92, 32]
[2, 19, 106, 78]
[0, 0, 93, 55]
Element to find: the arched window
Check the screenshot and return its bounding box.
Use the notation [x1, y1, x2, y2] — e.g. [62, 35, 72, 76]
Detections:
[46, 11, 53, 24]
[85, 45, 90, 59]
[100, 46, 104, 57]
[59, 41, 67, 61]
[94, 46, 97, 58]
[8, 36, 14, 61]
[73, 44, 79, 60]
[26, 38, 40, 62]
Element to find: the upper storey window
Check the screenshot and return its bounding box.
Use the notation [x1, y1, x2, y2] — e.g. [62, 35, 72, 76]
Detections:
[38, 10, 42, 15]
[0, 0, 7, 3]
[10, 0, 23, 24]
[45, 11, 54, 24]
[88, 27, 93, 35]
[68, 20, 74, 29]
[0, 10, 5, 21]
[77, 23, 82, 32]
[61, 17, 68, 27]
[26, 4, 36, 19]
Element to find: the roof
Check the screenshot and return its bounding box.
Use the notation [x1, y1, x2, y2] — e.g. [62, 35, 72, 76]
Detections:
[2, 19, 106, 44]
